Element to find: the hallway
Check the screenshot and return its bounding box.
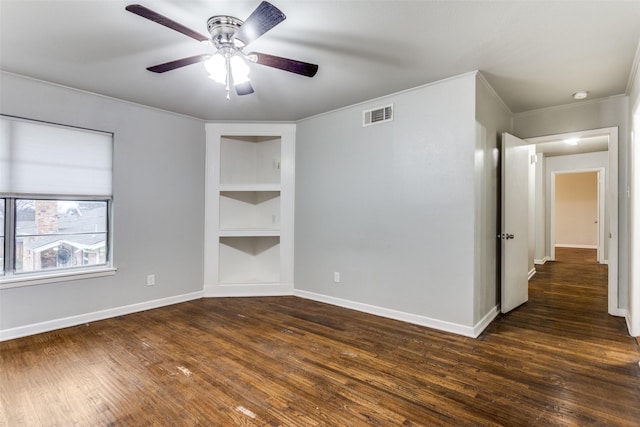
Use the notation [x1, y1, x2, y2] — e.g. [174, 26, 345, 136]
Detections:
[486, 248, 640, 424]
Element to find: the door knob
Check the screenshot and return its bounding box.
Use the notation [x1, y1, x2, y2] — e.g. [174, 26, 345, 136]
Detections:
[497, 233, 515, 240]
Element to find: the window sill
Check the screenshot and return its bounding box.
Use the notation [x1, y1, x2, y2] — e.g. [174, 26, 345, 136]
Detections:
[0, 267, 117, 289]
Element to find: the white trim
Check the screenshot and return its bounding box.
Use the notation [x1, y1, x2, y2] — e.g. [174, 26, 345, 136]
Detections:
[534, 257, 549, 265]
[625, 39, 640, 96]
[294, 289, 493, 338]
[204, 283, 294, 297]
[554, 244, 598, 249]
[528, 268, 536, 280]
[625, 311, 638, 337]
[607, 128, 619, 316]
[476, 72, 513, 115]
[0, 291, 203, 342]
[0, 267, 117, 290]
[629, 103, 640, 337]
[474, 305, 500, 337]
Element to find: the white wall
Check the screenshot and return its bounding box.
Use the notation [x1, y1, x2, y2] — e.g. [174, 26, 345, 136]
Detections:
[534, 153, 546, 263]
[513, 97, 629, 309]
[0, 72, 206, 338]
[294, 72, 492, 336]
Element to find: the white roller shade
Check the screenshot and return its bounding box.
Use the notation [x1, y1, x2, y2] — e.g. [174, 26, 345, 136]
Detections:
[0, 116, 112, 196]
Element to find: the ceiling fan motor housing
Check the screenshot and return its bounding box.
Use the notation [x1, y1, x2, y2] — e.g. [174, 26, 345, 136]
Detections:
[207, 15, 245, 49]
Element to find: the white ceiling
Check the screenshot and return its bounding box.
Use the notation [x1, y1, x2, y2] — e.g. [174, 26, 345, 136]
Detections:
[535, 135, 609, 157]
[1, 1, 639, 121]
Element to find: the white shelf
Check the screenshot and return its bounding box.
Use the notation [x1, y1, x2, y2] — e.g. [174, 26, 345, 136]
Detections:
[219, 184, 281, 192]
[219, 228, 280, 237]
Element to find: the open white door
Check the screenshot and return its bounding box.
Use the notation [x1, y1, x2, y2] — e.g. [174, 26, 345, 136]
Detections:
[501, 133, 532, 313]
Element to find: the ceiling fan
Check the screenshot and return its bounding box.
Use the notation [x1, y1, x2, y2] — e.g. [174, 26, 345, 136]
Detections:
[126, 1, 319, 98]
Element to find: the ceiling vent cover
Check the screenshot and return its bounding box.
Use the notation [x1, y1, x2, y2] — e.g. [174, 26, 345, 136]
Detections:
[363, 104, 393, 127]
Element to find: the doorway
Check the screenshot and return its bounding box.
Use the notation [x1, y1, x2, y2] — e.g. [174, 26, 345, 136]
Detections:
[550, 169, 604, 263]
[525, 127, 619, 316]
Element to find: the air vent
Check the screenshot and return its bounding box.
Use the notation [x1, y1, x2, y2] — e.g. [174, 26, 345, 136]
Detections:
[363, 104, 393, 127]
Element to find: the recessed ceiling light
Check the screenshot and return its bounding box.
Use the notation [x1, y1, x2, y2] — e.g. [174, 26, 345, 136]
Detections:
[573, 91, 588, 100]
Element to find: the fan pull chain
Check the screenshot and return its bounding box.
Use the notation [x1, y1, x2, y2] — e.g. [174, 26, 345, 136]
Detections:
[225, 53, 231, 100]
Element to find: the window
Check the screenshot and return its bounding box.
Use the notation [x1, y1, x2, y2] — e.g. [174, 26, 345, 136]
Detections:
[1, 115, 113, 282]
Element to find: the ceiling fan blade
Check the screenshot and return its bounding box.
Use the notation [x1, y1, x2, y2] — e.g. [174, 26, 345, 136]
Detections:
[235, 81, 255, 96]
[234, 1, 286, 46]
[147, 54, 211, 73]
[250, 52, 318, 77]
[126, 4, 209, 42]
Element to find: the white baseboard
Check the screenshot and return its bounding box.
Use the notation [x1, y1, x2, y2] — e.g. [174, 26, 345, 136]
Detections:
[623, 310, 640, 337]
[625, 312, 640, 337]
[613, 307, 628, 318]
[555, 244, 598, 249]
[534, 257, 549, 265]
[0, 291, 204, 342]
[293, 289, 496, 338]
[204, 283, 294, 297]
[473, 305, 500, 337]
[528, 268, 537, 280]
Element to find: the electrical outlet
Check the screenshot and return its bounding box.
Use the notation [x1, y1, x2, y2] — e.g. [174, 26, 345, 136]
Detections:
[333, 272, 340, 283]
[147, 274, 156, 286]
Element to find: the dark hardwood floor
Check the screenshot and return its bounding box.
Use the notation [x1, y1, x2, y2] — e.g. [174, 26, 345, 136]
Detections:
[554, 247, 599, 264]
[1, 253, 639, 426]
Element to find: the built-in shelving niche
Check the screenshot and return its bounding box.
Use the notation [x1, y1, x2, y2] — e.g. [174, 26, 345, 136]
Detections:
[205, 123, 295, 296]
[219, 236, 280, 284]
[219, 191, 280, 233]
[220, 135, 281, 186]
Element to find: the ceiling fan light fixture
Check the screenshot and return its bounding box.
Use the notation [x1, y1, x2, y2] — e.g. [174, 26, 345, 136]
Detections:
[126, 2, 318, 97]
[204, 54, 227, 84]
[230, 55, 251, 84]
[573, 90, 588, 100]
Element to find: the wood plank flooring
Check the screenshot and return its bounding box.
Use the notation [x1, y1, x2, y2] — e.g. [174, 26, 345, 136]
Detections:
[554, 247, 598, 264]
[1, 256, 639, 425]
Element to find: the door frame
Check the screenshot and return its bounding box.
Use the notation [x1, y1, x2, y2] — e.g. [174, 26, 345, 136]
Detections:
[526, 127, 619, 316]
[549, 168, 605, 263]
[630, 102, 640, 336]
